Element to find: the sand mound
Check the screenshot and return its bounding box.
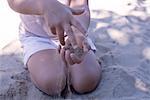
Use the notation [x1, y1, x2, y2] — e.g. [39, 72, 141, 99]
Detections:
[1, 1, 150, 99]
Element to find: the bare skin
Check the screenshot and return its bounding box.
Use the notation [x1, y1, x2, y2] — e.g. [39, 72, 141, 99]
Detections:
[7, 0, 86, 47]
[27, 49, 67, 95]
[7, 0, 102, 95]
[60, 0, 102, 93]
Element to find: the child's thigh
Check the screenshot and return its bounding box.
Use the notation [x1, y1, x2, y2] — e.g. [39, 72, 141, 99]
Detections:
[70, 50, 102, 93]
[27, 49, 67, 95]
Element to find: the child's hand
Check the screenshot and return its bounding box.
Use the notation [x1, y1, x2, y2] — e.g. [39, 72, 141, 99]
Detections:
[57, 0, 90, 65]
[42, 0, 86, 47]
[69, 34, 91, 65]
[60, 0, 91, 65]
[60, 34, 91, 65]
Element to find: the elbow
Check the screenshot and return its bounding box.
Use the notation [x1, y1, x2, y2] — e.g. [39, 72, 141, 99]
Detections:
[7, 0, 24, 13]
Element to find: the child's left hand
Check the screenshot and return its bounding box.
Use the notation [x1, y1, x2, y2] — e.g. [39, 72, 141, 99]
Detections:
[59, 34, 91, 65]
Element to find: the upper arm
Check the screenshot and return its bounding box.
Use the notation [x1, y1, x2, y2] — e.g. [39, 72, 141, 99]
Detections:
[7, 0, 42, 15]
[7, 0, 25, 13]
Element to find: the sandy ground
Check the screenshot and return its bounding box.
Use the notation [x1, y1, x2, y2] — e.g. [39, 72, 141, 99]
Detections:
[1, 0, 150, 100]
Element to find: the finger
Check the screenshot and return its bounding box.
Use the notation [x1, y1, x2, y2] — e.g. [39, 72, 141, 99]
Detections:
[64, 24, 78, 49]
[75, 34, 85, 48]
[50, 27, 56, 35]
[70, 17, 86, 35]
[70, 7, 85, 15]
[83, 40, 91, 52]
[70, 53, 82, 64]
[66, 0, 71, 6]
[60, 47, 67, 65]
[65, 50, 74, 65]
[65, 38, 71, 47]
[61, 37, 70, 49]
[58, 45, 61, 53]
[82, 0, 89, 5]
[56, 26, 65, 45]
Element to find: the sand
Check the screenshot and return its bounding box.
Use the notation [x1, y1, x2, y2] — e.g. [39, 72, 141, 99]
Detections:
[1, 0, 150, 100]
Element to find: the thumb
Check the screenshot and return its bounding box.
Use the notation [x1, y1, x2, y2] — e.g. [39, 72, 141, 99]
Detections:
[70, 7, 85, 15]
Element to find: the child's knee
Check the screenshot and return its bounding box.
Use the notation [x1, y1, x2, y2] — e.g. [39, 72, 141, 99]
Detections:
[32, 73, 66, 96]
[45, 75, 66, 95]
[72, 75, 100, 94]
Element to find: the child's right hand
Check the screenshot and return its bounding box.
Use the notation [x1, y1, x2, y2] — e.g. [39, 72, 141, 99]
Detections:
[41, 0, 86, 47]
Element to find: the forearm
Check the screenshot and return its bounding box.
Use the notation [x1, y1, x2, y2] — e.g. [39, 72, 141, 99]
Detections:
[7, 0, 58, 15]
[70, 0, 90, 35]
[7, 0, 43, 15]
[69, 0, 88, 7]
[72, 11, 90, 35]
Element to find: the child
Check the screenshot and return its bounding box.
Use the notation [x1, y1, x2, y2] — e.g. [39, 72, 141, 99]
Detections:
[7, 0, 101, 96]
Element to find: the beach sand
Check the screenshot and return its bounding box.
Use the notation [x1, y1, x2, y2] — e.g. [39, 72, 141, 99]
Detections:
[1, 0, 150, 100]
